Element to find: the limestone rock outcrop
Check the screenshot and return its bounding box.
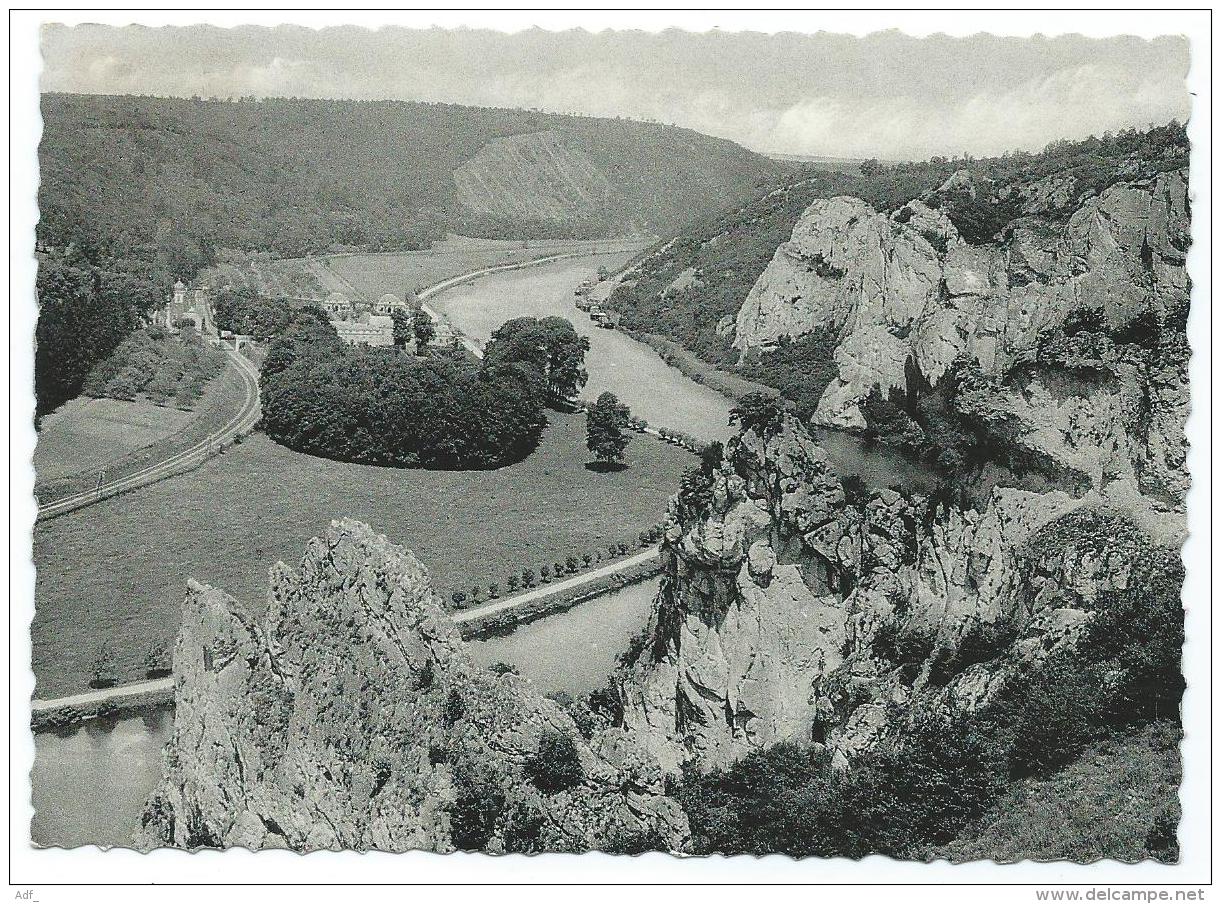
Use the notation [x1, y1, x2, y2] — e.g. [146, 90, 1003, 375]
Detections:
[616, 414, 1177, 775]
[136, 518, 687, 853]
[733, 170, 1190, 437]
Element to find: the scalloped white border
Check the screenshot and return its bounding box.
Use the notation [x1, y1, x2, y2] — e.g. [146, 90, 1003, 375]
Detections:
[6, 8, 1212, 894]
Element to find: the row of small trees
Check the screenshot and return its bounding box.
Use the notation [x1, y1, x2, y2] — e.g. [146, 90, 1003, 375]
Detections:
[446, 524, 666, 611]
[88, 639, 171, 689]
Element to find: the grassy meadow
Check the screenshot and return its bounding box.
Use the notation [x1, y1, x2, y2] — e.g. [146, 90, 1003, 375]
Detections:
[33, 412, 692, 697]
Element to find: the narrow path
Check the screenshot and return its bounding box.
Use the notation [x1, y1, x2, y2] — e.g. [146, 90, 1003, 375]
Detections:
[36, 347, 262, 520]
[31, 544, 661, 715]
[31, 677, 173, 714]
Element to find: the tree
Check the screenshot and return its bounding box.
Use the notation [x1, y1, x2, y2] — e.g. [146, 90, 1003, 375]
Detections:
[483, 316, 589, 406]
[391, 309, 413, 349]
[586, 391, 631, 466]
[413, 313, 436, 354]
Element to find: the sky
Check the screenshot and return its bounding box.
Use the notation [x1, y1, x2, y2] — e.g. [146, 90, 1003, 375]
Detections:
[40, 24, 1191, 160]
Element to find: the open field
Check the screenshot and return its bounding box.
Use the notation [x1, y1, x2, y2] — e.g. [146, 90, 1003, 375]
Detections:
[321, 235, 648, 301]
[32, 412, 692, 698]
[33, 358, 251, 500]
[34, 399, 198, 482]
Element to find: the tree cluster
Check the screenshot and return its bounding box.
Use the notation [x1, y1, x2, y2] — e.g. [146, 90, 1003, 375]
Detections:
[82, 326, 225, 410]
[259, 314, 594, 470]
[483, 317, 590, 405]
[35, 250, 164, 419]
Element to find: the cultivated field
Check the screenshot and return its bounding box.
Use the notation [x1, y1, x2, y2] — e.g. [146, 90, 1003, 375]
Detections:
[32, 412, 692, 698]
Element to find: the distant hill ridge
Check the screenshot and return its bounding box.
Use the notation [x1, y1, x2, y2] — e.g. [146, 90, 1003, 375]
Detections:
[38, 93, 782, 276]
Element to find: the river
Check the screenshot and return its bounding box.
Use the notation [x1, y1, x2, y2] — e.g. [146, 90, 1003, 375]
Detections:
[429, 256, 736, 441]
[428, 253, 941, 490]
[30, 577, 661, 849]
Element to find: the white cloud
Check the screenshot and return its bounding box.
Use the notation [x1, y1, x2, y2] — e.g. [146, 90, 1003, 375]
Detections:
[39, 26, 1190, 159]
[762, 64, 1189, 159]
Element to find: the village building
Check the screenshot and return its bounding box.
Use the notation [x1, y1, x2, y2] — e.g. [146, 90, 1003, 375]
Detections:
[331, 314, 395, 346]
[322, 292, 354, 317]
[155, 280, 212, 334]
[374, 293, 410, 315]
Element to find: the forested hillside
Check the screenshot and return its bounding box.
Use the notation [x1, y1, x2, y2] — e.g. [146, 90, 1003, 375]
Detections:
[34, 92, 779, 419]
[38, 93, 781, 273]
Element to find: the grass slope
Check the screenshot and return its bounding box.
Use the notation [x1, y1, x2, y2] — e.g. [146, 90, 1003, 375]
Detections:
[33, 413, 692, 697]
[932, 722, 1182, 864]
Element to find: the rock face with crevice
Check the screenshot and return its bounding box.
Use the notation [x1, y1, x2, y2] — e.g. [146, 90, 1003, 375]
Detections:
[136, 519, 687, 853]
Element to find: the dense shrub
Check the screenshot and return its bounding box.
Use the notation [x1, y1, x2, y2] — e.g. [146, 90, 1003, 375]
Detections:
[729, 391, 790, 438]
[526, 729, 584, 794]
[737, 327, 841, 421]
[450, 760, 507, 851]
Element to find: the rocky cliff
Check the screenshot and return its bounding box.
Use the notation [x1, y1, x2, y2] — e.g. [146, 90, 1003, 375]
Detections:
[615, 410, 1182, 775]
[732, 169, 1190, 451]
[136, 519, 687, 853]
